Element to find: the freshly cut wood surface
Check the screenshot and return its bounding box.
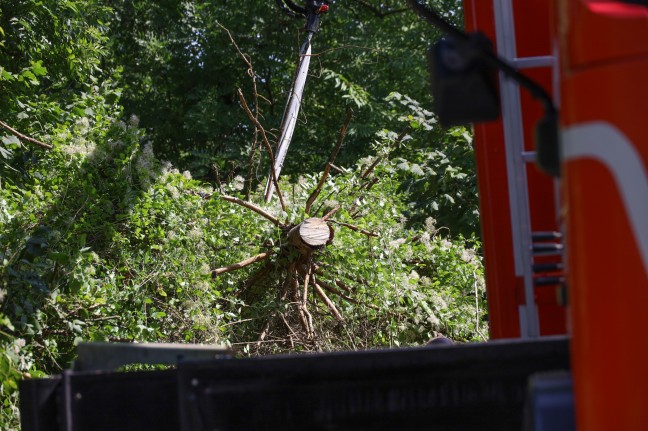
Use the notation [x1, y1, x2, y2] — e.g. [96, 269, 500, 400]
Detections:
[299, 218, 331, 247]
[288, 218, 332, 253]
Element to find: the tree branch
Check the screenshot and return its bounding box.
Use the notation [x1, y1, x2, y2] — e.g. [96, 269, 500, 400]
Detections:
[359, 177, 380, 191]
[360, 127, 409, 179]
[212, 252, 271, 276]
[329, 163, 347, 174]
[349, 0, 409, 18]
[215, 21, 264, 201]
[221, 194, 283, 227]
[330, 220, 379, 237]
[322, 205, 340, 222]
[313, 280, 345, 322]
[0, 120, 52, 149]
[279, 312, 299, 346]
[291, 274, 313, 338]
[257, 315, 274, 347]
[305, 108, 353, 215]
[334, 278, 353, 294]
[238, 261, 274, 296]
[302, 263, 312, 307]
[237, 89, 287, 211]
[317, 278, 379, 310]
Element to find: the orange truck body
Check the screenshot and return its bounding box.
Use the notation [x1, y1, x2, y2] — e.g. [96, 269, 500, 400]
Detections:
[465, 0, 648, 429]
[560, 1, 648, 429]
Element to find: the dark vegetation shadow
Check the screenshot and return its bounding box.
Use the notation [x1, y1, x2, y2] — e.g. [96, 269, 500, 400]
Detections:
[0, 119, 159, 371]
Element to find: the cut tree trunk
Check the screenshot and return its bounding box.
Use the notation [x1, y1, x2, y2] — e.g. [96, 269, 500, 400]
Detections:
[287, 218, 334, 255]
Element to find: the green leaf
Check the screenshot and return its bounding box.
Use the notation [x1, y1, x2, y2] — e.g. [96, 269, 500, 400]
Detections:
[48, 252, 71, 265]
[30, 60, 48, 76]
[5, 379, 18, 391]
[0, 145, 13, 159]
[0, 67, 14, 81]
[19, 69, 39, 85]
[1, 315, 15, 332]
[1, 135, 20, 146]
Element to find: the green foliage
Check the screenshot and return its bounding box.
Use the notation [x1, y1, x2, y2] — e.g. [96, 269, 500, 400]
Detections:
[1, 344, 22, 430]
[196, 148, 486, 353]
[102, 0, 463, 178]
[0, 2, 123, 428]
[384, 92, 479, 236]
[0, 1, 486, 429]
[284, 157, 486, 348]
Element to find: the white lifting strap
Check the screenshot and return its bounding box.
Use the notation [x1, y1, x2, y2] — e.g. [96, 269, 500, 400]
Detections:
[264, 32, 313, 202]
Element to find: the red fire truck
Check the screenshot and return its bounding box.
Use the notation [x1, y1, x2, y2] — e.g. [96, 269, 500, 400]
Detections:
[19, 1, 648, 430]
[465, 1, 648, 429]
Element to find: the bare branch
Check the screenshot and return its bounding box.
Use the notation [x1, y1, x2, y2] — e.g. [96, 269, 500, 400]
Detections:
[317, 278, 379, 310]
[88, 315, 121, 322]
[0, 120, 52, 149]
[310, 44, 381, 58]
[321, 205, 340, 222]
[279, 312, 299, 346]
[334, 278, 353, 294]
[360, 127, 409, 179]
[296, 264, 316, 339]
[349, 0, 409, 18]
[238, 262, 274, 296]
[303, 304, 314, 339]
[315, 265, 371, 289]
[314, 281, 345, 322]
[221, 194, 282, 227]
[359, 177, 380, 191]
[291, 275, 312, 338]
[215, 21, 264, 200]
[257, 316, 273, 346]
[330, 220, 379, 237]
[329, 163, 347, 174]
[305, 109, 354, 214]
[290, 268, 300, 302]
[360, 157, 381, 180]
[237, 89, 287, 211]
[216, 21, 261, 122]
[302, 263, 312, 307]
[212, 252, 271, 276]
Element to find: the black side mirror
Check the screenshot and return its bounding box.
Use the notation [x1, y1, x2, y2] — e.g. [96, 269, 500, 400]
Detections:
[430, 34, 561, 178]
[429, 35, 500, 127]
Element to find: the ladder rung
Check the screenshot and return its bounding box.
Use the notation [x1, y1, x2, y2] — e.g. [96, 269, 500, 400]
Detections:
[533, 263, 564, 273]
[532, 243, 564, 255]
[512, 55, 555, 69]
[522, 151, 536, 162]
[532, 231, 563, 241]
[534, 276, 565, 287]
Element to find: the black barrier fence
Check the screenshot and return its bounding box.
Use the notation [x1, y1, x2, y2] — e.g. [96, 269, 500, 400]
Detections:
[20, 337, 570, 431]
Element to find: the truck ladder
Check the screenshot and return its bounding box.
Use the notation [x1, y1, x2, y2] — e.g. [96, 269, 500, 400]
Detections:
[493, 0, 562, 338]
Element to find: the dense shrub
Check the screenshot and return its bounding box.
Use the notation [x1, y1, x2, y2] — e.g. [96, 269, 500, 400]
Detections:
[1, 2, 484, 429]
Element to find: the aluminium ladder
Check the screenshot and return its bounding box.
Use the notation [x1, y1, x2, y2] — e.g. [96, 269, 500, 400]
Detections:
[493, 0, 564, 338]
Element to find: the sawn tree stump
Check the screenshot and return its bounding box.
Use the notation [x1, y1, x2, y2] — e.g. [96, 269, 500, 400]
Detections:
[287, 218, 334, 255]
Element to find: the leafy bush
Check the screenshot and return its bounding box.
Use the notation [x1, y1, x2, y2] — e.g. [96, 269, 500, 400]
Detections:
[382, 92, 479, 237]
[202, 146, 486, 354]
[1, 2, 485, 430]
